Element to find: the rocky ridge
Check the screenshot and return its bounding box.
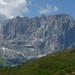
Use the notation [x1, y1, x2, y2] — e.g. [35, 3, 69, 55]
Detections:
[0, 14, 75, 66]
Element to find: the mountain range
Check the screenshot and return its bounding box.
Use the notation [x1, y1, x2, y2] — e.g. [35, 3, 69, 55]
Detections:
[0, 14, 75, 67]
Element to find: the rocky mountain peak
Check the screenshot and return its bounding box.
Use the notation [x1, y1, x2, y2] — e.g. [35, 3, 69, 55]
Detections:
[0, 14, 75, 66]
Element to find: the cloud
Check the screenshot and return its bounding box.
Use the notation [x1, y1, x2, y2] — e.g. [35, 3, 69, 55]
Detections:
[53, 6, 59, 11]
[38, 4, 58, 14]
[0, 0, 29, 25]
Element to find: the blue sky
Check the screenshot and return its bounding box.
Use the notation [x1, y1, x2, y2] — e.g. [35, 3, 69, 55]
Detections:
[0, 0, 75, 25]
[26, 0, 75, 18]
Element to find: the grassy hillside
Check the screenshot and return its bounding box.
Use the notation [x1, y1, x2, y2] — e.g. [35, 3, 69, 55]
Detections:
[0, 48, 75, 75]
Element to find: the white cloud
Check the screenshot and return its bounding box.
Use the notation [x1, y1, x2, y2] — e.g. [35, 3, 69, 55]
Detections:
[0, 0, 29, 25]
[38, 4, 58, 14]
[53, 6, 59, 11]
[0, 0, 7, 5]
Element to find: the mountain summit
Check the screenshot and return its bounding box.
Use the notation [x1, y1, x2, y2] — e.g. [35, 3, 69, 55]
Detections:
[0, 14, 75, 66]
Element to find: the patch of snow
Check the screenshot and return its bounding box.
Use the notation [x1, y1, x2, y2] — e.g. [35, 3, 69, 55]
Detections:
[52, 34, 56, 37]
[40, 39, 44, 42]
[25, 44, 33, 46]
[41, 25, 44, 28]
[22, 53, 26, 58]
[2, 47, 26, 58]
[30, 48, 35, 51]
[11, 64, 16, 67]
[17, 52, 21, 54]
[28, 56, 34, 59]
[47, 25, 48, 28]
[2, 56, 7, 59]
[37, 54, 46, 58]
[2, 47, 6, 53]
[2, 47, 5, 50]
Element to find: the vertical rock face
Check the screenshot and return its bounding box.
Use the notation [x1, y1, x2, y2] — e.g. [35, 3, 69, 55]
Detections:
[0, 14, 75, 66]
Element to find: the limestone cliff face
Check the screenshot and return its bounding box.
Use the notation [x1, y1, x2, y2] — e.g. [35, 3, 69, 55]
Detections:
[0, 14, 75, 66]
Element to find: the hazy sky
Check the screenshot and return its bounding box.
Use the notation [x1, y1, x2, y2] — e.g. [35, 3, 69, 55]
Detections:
[0, 0, 74, 25]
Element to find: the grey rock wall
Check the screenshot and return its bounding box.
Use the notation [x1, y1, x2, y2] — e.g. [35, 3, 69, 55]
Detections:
[0, 14, 75, 66]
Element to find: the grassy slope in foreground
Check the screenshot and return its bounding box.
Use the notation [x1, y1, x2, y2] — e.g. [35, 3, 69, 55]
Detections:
[0, 48, 75, 75]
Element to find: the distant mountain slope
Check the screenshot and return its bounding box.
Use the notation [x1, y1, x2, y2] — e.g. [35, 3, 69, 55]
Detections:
[0, 14, 75, 66]
[0, 48, 75, 75]
[0, 56, 8, 67]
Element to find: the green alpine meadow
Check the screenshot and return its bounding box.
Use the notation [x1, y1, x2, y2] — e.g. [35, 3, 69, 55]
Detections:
[0, 48, 75, 75]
